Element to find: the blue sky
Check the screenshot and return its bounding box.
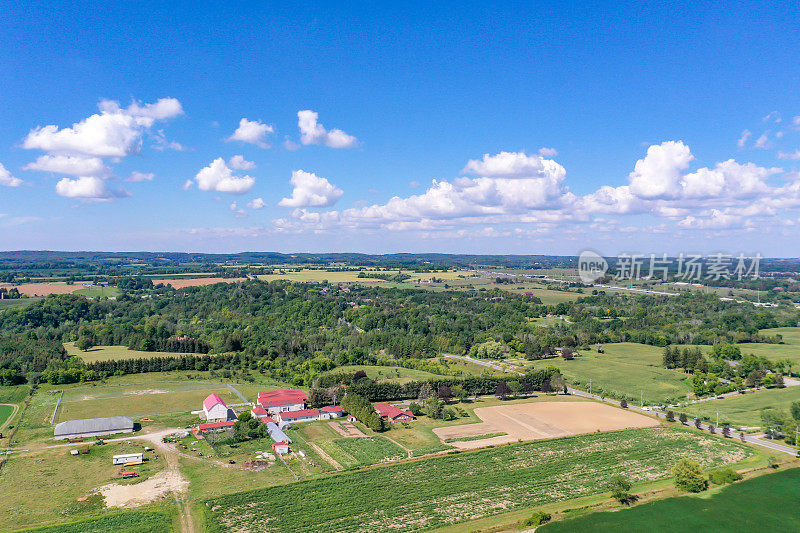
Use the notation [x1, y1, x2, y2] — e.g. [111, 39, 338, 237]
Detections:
[1, 1, 799, 255]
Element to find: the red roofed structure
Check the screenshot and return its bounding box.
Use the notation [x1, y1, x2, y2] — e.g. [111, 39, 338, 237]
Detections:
[197, 420, 235, 433]
[374, 403, 415, 422]
[257, 388, 308, 414]
[202, 393, 231, 422]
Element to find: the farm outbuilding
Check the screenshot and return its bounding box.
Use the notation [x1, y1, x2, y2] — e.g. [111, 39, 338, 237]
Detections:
[266, 421, 292, 444]
[374, 403, 415, 422]
[272, 441, 290, 454]
[112, 452, 143, 465]
[203, 393, 233, 422]
[54, 416, 134, 440]
[257, 389, 307, 415]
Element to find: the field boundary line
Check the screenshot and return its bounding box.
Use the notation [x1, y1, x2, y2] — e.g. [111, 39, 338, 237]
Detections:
[49, 390, 63, 425]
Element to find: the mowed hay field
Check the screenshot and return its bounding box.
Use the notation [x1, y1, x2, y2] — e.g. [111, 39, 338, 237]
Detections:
[203, 426, 754, 533]
[0, 282, 90, 297]
[65, 342, 205, 363]
[552, 343, 693, 404]
[540, 468, 800, 533]
[433, 400, 658, 449]
[56, 382, 243, 421]
[257, 268, 464, 285]
[681, 385, 800, 427]
[737, 327, 800, 366]
[152, 277, 246, 288]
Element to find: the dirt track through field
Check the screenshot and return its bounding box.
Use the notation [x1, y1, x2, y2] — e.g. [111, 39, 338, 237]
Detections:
[94, 430, 195, 532]
[434, 400, 658, 449]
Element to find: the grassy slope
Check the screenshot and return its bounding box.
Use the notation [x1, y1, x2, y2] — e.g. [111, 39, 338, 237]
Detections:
[0, 404, 14, 426]
[203, 426, 754, 533]
[324, 365, 444, 383]
[65, 343, 204, 363]
[539, 467, 800, 533]
[681, 386, 800, 427]
[551, 343, 692, 404]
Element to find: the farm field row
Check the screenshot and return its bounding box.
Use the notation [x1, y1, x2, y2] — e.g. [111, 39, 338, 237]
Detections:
[203, 426, 755, 532]
[540, 467, 800, 532]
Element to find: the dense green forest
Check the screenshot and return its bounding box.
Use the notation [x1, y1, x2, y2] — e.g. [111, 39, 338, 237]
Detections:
[0, 278, 796, 388]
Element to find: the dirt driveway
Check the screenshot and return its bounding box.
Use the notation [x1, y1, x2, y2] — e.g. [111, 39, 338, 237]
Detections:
[434, 400, 658, 449]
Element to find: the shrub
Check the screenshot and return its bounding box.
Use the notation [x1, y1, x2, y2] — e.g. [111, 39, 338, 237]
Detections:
[620, 398, 628, 408]
[523, 511, 551, 527]
[708, 468, 742, 485]
[673, 458, 708, 492]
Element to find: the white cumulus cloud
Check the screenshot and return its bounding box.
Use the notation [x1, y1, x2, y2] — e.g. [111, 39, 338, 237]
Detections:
[194, 158, 255, 194]
[628, 141, 694, 199]
[297, 110, 358, 148]
[279, 170, 344, 207]
[0, 163, 24, 187]
[538, 147, 558, 157]
[228, 155, 256, 170]
[23, 154, 110, 176]
[129, 171, 154, 182]
[227, 118, 274, 148]
[247, 198, 267, 209]
[24, 98, 183, 158]
[55, 176, 129, 200]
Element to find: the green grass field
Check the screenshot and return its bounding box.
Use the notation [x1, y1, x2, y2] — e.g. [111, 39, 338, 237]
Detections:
[324, 365, 446, 383]
[65, 343, 205, 363]
[56, 382, 244, 421]
[72, 286, 121, 298]
[256, 268, 463, 286]
[203, 426, 754, 533]
[681, 386, 800, 427]
[21, 509, 177, 533]
[551, 343, 693, 404]
[0, 297, 42, 310]
[0, 440, 167, 530]
[539, 467, 800, 533]
[0, 404, 14, 427]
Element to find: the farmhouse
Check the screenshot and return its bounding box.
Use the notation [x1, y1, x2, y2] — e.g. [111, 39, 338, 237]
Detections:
[374, 403, 415, 422]
[54, 416, 134, 440]
[203, 393, 233, 422]
[257, 389, 307, 415]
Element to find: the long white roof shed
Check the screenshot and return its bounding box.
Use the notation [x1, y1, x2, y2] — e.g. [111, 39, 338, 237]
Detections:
[54, 416, 135, 439]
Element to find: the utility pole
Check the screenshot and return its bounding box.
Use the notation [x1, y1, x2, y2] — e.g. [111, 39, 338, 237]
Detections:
[589, 379, 592, 396]
[716, 409, 719, 427]
[640, 390, 643, 408]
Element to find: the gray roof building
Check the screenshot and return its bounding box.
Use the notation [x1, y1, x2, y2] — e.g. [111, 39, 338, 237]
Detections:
[54, 416, 134, 439]
[266, 421, 291, 444]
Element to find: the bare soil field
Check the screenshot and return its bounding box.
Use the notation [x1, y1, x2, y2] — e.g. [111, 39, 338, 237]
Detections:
[329, 420, 365, 437]
[0, 282, 91, 296]
[434, 400, 658, 449]
[151, 277, 247, 288]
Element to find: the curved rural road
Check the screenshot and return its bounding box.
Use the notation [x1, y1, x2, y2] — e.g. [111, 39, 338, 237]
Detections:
[0, 403, 19, 434]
